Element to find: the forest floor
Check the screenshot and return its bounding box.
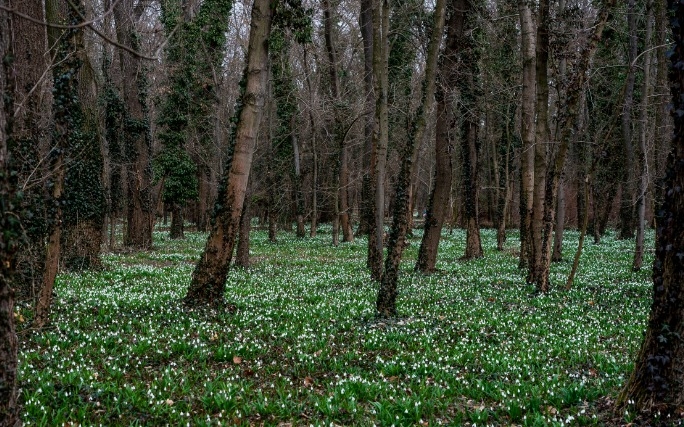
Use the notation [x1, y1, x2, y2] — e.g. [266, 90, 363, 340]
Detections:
[16, 226, 658, 426]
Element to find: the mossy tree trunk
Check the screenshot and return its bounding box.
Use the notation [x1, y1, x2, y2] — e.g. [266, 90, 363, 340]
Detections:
[184, 0, 273, 306]
[376, 0, 445, 317]
[115, 0, 154, 249]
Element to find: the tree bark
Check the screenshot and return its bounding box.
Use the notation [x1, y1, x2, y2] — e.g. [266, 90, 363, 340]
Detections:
[518, 0, 536, 269]
[376, 0, 445, 317]
[235, 184, 251, 268]
[633, 0, 653, 272]
[184, 0, 273, 306]
[535, 0, 616, 292]
[170, 203, 184, 239]
[618, 0, 638, 240]
[0, 1, 19, 421]
[357, 0, 374, 237]
[116, 0, 154, 249]
[617, 0, 684, 412]
[368, 0, 390, 281]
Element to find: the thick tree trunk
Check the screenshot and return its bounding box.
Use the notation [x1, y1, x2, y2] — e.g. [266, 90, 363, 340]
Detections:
[617, 0, 684, 412]
[633, 1, 653, 272]
[518, 0, 536, 269]
[0, 2, 19, 421]
[618, 0, 638, 240]
[376, 0, 445, 317]
[184, 0, 273, 306]
[116, 0, 154, 249]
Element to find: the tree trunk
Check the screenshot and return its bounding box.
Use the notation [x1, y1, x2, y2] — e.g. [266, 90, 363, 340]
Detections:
[170, 203, 184, 239]
[0, 1, 19, 421]
[633, 0, 653, 272]
[368, 0, 390, 281]
[535, 0, 616, 291]
[618, 0, 638, 240]
[116, 0, 154, 249]
[235, 185, 251, 268]
[184, 0, 273, 306]
[357, 0, 374, 237]
[416, 91, 453, 272]
[518, 0, 536, 269]
[552, 180, 565, 261]
[617, 1, 684, 412]
[376, 0, 445, 316]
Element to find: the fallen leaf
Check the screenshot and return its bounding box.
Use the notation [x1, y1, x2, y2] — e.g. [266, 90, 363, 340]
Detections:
[210, 332, 218, 341]
[165, 399, 174, 405]
[233, 356, 242, 364]
[304, 376, 314, 386]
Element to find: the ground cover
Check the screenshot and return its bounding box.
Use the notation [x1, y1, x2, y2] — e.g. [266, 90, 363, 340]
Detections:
[16, 227, 656, 426]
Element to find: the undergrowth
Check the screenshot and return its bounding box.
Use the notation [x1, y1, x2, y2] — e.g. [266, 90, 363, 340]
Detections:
[16, 227, 657, 426]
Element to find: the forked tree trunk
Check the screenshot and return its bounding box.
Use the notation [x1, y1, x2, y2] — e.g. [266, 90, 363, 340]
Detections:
[633, 0, 653, 272]
[376, 0, 445, 317]
[617, 0, 684, 411]
[184, 0, 273, 306]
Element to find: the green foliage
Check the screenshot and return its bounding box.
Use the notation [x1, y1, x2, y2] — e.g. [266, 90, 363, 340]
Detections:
[17, 228, 654, 425]
[155, 0, 234, 207]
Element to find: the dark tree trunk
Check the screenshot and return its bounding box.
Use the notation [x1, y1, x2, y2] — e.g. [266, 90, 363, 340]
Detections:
[170, 203, 184, 239]
[0, 1, 19, 421]
[235, 186, 251, 268]
[459, 0, 482, 260]
[116, 0, 154, 249]
[368, 0, 390, 281]
[376, 0, 445, 316]
[357, 0, 374, 237]
[534, 0, 616, 292]
[617, 0, 684, 412]
[416, 95, 453, 272]
[184, 0, 273, 306]
[633, 0, 653, 272]
[551, 180, 565, 261]
[618, 0, 638, 240]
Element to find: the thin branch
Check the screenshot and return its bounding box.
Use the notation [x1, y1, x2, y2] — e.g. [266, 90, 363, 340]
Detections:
[0, 0, 120, 29]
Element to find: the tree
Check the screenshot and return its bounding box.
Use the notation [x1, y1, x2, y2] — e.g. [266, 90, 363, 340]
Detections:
[368, 0, 390, 281]
[0, 0, 19, 422]
[517, 0, 536, 269]
[184, 0, 274, 306]
[457, 0, 483, 260]
[376, 0, 445, 316]
[115, 0, 154, 249]
[35, 0, 87, 328]
[617, 0, 684, 413]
